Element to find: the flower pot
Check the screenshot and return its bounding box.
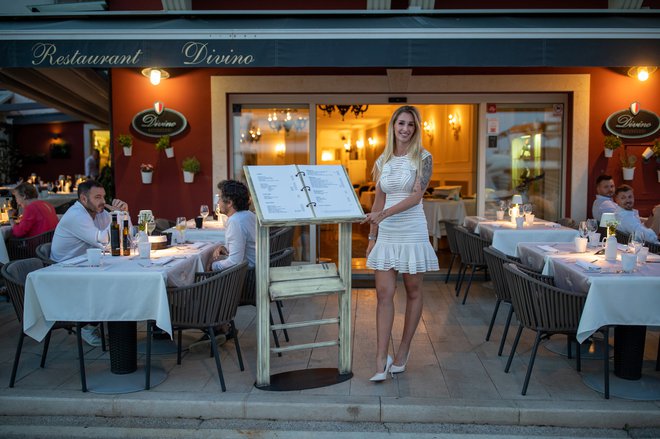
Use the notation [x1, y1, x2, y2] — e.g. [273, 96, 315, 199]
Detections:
[165, 147, 174, 158]
[604, 148, 613, 158]
[622, 167, 635, 181]
[123, 147, 132, 157]
[141, 171, 153, 184]
[183, 171, 195, 183]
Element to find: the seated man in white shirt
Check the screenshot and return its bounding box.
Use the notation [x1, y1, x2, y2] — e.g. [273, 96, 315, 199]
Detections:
[51, 180, 130, 346]
[211, 179, 256, 271]
[613, 184, 659, 244]
[592, 174, 617, 222]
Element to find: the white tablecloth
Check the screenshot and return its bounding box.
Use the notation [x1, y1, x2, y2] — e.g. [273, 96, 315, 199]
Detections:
[516, 242, 660, 343]
[165, 219, 226, 243]
[469, 218, 578, 257]
[0, 224, 10, 264]
[23, 242, 221, 342]
[39, 193, 78, 209]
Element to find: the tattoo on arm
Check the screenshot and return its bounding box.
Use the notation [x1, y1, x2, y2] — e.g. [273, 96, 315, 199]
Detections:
[419, 156, 433, 191]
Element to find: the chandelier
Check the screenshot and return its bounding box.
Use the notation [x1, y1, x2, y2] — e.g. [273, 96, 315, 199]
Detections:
[318, 105, 369, 121]
[240, 124, 262, 143]
[267, 109, 308, 133]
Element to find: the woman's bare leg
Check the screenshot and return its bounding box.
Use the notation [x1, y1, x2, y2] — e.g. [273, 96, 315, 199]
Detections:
[374, 269, 397, 372]
[394, 272, 424, 366]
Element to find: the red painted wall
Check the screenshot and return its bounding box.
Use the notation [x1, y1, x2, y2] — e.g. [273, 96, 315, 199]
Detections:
[111, 69, 215, 222]
[13, 121, 86, 182]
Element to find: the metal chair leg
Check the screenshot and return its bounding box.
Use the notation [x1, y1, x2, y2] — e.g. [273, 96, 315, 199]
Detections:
[604, 327, 610, 399]
[75, 323, 87, 392]
[270, 312, 282, 357]
[208, 326, 226, 392]
[145, 320, 152, 390]
[9, 331, 25, 388]
[486, 299, 501, 341]
[522, 331, 542, 395]
[275, 300, 289, 342]
[505, 324, 524, 373]
[40, 330, 52, 368]
[498, 306, 514, 357]
[455, 263, 467, 296]
[177, 329, 183, 365]
[445, 254, 456, 284]
[231, 320, 245, 371]
[461, 265, 477, 304]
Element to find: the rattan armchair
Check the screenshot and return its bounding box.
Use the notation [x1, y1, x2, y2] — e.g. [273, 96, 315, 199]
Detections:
[168, 261, 248, 392]
[1, 258, 87, 390]
[615, 229, 630, 246]
[35, 242, 55, 265]
[453, 225, 490, 304]
[440, 220, 460, 285]
[269, 226, 294, 253]
[502, 263, 609, 398]
[6, 230, 54, 260]
[645, 240, 659, 255]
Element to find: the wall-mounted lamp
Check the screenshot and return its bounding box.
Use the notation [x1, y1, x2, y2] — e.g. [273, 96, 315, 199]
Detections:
[627, 66, 656, 82]
[321, 150, 334, 161]
[355, 139, 365, 150]
[368, 137, 377, 147]
[141, 68, 170, 85]
[448, 113, 461, 139]
[422, 120, 434, 141]
[275, 143, 286, 158]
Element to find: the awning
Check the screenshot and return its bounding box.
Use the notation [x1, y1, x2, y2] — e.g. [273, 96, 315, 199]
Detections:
[0, 11, 659, 68]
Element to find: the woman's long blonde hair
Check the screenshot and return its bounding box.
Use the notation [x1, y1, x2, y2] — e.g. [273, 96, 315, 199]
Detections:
[372, 105, 424, 182]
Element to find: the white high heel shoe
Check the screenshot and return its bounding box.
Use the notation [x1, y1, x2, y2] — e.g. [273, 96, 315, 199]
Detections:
[390, 352, 410, 376]
[369, 355, 393, 382]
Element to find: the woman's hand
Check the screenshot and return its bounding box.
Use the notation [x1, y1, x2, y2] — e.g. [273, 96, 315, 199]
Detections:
[361, 209, 388, 225]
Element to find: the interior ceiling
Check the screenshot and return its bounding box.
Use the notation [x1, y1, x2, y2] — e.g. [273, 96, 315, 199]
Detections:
[0, 68, 109, 127]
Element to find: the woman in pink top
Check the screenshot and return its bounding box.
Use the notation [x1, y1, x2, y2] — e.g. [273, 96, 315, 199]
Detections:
[9, 182, 58, 238]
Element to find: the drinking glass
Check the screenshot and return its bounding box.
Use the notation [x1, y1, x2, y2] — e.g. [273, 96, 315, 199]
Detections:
[628, 231, 644, 254]
[586, 219, 598, 233]
[522, 203, 533, 215]
[200, 205, 209, 221]
[175, 217, 187, 244]
[129, 226, 140, 255]
[96, 229, 110, 264]
[578, 221, 589, 238]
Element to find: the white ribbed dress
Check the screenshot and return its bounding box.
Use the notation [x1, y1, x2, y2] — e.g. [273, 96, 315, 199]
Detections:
[367, 150, 439, 274]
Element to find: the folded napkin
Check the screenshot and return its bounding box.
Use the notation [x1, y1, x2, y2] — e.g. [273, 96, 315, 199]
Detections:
[152, 256, 174, 266]
[538, 245, 559, 253]
[60, 255, 87, 266]
[575, 260, 600, 272]
[617, 244, 629, 252]
[189, 242, 207, 249]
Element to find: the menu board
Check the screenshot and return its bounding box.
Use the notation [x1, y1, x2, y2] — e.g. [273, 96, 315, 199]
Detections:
[244, 164, 364, 223]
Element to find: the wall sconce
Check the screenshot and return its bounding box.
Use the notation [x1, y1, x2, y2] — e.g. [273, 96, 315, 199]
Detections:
[321, 150, 334, 161]
[141, 68, 170, 86]
[448, 113, 461, 139]
[275, 143, 286, 158]
[627, 66, 656, 82]
[368, 137, 377, 147]
[422, 121, 434, 141]
[355, 139, 365, 150]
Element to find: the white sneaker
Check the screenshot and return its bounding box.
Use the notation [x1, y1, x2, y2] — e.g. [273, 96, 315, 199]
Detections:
[80, 325, 102, 347]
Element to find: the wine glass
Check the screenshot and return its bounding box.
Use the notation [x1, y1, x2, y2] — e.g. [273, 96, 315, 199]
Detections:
[522, 203, 533, 215]
[200, 205, 209, 221]
[578, 221, 589, 238]
[175, 216, 187, 244]
[96, 228, 110, 264]
[586, 219, 598, 233]
[129, 226, 140, 255]
[628, 231, 644, 254]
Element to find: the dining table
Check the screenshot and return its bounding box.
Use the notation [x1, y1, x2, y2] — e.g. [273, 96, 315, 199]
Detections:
[165, 218, 226, 243]
[463, 216, 579, 257]
[517, 241, 660, 400]
[23, 240, 221, 394]
[422, 198, 476, 250]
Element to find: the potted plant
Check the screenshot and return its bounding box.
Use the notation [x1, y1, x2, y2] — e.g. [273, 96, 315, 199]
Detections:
[140, 163, 153, 184]
[182, 156, 200, 183]
[603, 135, 622, 158]
[619, 147, 637, 181]
[117, 134, 133, 157]
[155, 135, 174, 158]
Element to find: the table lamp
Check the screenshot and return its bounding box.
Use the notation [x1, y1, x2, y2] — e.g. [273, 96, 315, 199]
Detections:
[510, 194, 523, 224]
[600, 212, 617, 237]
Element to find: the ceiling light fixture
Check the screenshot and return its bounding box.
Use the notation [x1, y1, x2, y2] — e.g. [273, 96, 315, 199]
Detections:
[141, 68, 170, 85]
[627, 66, 656, 82]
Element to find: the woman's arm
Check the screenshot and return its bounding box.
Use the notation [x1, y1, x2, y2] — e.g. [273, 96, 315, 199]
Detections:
[363, 155, 433, 225]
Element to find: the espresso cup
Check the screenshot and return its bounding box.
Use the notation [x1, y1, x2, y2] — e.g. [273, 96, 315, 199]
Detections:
[87, 248, 102, 266]
[496, 210, 504, 221]
[621, 252, 637, 273]
[574, 237, 588, 253]
[525, 213, 535, 226]
[588, 232, 601, 246]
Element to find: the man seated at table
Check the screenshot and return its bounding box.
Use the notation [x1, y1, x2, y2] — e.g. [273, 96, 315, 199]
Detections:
[592, 174, 617, 222]
[51, 180, 130, 346]
[613, 184, 659, 244]
[210, 179, 256, 271]
[8, 182, 58, 238]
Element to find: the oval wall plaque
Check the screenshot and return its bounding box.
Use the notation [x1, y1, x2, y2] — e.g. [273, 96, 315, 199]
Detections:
[131, 107, 188, 137]
[605, 109, 660, 139]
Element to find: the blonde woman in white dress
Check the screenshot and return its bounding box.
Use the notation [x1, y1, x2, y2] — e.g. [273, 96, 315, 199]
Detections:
[363, 105, 439, 382]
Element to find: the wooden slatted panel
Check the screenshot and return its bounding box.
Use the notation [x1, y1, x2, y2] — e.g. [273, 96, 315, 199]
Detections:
[271, 339, 338, 354]
[269, 263, 338, 282]
[270, 317, 339, 331]
[269, 277, 345, 300]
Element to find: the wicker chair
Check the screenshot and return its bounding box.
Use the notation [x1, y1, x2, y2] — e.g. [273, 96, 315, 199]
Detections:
[6, 230, 54, 261]
[440, 220, 461, 285]
[502, 263, 609, 398]
[168, 261, 248, 392]
[35, 242, 55, 265]
[453, 226, 489, 304]
[154, 218, 175, 235]
[1, 258, 87, 390]
[615, 229, 630, 246]
[645, 240, 660, 255]
[269, 226, 294, 253]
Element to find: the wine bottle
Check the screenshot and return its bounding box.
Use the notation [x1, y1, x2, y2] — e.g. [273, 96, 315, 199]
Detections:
[122, 219, 130, 256]
[110, 213, 121, 256]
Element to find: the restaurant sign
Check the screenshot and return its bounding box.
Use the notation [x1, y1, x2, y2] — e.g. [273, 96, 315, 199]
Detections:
[131, 103, 188, 138]
[605, 102, 660, 139]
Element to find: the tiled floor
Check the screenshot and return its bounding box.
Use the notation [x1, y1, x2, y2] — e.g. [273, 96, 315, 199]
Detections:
[1, 276, 658, 402]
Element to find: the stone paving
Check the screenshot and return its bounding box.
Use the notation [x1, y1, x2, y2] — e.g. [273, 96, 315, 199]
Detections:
[0, 276, 659, 428]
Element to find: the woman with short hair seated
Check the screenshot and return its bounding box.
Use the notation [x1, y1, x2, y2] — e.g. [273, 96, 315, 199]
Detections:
[9, 182, 58, 238]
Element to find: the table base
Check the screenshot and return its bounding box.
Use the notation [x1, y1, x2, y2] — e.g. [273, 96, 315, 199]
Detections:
[255, 368, 352, 391]
[614, 326, 646, 380]
[544, 337, 612, 360]
[86, 364, 167, 394]
[582, 367, 660, 401]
